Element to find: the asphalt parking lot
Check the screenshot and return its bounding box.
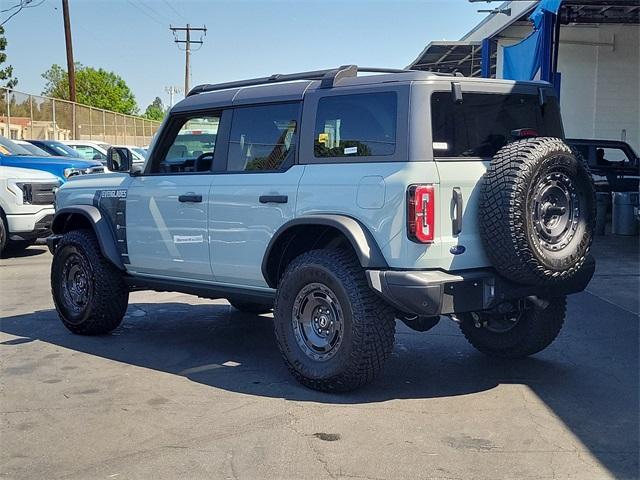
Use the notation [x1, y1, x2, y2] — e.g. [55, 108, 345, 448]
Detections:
[1, 236, 638, 480]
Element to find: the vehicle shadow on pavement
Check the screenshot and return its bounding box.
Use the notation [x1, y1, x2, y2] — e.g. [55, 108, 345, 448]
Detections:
[1, 292, 637, 478]
[1, 246, 48, 259]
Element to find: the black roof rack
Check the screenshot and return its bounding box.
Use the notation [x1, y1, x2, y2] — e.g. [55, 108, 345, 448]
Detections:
[186, 65, 446, 97]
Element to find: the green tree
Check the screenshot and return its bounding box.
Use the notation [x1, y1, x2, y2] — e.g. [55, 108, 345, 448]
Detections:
[41, 63, 138, 115]
[0, 26, 18, 89]
[144, 96, 165, 121]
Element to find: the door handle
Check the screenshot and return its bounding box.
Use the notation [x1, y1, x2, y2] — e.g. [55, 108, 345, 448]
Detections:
[178, 193, 202, 203]
[452, 187, 463, 235]
[259, 195, 288, 204]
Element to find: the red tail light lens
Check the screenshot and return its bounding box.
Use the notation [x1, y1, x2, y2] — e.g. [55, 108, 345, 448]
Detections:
[511, 128, 539, 138]
[407, 184, 435, 243]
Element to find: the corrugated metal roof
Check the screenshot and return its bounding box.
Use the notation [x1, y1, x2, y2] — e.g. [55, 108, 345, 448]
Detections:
[407, 41, 484, 76]
[409, 0, 639, 78]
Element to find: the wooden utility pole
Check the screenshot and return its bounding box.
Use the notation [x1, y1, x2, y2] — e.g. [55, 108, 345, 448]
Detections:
[170, 24, 207, 96]
[61, 0, 76, 103]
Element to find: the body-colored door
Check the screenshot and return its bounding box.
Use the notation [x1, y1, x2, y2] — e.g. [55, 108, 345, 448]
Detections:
[209, 102, 302, 287]
[126, 174, 213, 281]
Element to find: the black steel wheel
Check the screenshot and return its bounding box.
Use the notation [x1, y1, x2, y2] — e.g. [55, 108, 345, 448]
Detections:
[51, 229, 129, 335]
[531, 171, 580, 252]
[291, 282, 345, 362]
[60, 248, 93, 320]
[273, 249, 395, 392]
[480, 137, 596, 286]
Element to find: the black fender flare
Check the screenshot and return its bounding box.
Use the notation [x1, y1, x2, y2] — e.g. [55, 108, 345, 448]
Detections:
[262, 214, 389, 288]
[51, 205, 125, 270]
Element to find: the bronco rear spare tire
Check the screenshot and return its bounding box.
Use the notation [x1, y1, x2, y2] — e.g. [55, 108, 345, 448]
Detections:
[480, 137, 595, 286]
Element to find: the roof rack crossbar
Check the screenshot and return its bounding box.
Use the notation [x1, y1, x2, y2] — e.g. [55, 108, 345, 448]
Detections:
[186, 65, 419, 97]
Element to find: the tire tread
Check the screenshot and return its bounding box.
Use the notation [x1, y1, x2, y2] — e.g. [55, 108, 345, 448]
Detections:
[51, 229, 128, 335]
[274, 249, 395, 392]
[460, 296, 567, 358]
[480, 137, 595, 285]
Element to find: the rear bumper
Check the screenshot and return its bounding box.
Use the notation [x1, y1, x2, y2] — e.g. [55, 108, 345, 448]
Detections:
[366, 256, 595, 316]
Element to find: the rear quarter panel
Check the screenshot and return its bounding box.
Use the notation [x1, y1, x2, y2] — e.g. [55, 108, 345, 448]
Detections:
[296, 161, 447, 269]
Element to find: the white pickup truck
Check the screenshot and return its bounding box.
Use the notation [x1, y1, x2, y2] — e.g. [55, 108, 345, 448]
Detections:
[0, 166, 60, 255]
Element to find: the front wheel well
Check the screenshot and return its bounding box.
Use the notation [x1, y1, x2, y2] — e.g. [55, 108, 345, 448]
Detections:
[264, 225, 358, 288]
[52, 212, 93, 234]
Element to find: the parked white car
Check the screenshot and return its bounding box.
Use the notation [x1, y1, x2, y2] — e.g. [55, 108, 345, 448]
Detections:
[111, 145, 147, 164]
[62, 140, 110, 163]
[0, 166, 60, 255]
[62, 142, 146, 170]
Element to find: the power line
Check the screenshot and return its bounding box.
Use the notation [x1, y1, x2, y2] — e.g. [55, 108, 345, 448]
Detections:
[170, 24, 207, 95]
[1, 0, 45, 26]
[161, 0, 187, 22]
[138, 0, 173, 24]
[124, 0, 165, 26]
[0, 3, 22, 14]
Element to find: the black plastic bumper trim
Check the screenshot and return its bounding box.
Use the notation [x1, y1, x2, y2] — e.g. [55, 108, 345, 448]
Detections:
[366, 256, 595, 316]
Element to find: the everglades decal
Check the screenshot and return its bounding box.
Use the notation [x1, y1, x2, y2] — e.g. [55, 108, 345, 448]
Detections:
[93, 189, 129, 263]
[100, 189, 128, 199]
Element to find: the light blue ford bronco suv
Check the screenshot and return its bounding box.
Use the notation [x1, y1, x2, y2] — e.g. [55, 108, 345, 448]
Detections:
[48, 66, 596, 392]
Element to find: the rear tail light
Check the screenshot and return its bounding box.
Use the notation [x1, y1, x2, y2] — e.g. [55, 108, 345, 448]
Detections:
[407, 184, 435, 243]
[511, 128, 539, 139]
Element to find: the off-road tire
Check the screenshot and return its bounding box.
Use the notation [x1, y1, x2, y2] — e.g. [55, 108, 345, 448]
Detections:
[273, 249, 396, 392]
[51, 229, 129, 335]
[459, 296, 566, 358]
[480, 137, 596, 286]
[0, 211, 7, 256]
[229, 300, 273, 314]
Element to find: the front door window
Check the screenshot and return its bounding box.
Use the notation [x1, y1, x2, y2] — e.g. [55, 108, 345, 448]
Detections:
[153, 116, 220, 174]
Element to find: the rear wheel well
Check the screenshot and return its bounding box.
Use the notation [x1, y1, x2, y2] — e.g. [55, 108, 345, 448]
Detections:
[264, 225, 359, 288]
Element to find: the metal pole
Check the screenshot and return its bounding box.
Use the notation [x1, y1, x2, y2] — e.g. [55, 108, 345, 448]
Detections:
[540, 11, 554, 83]
[29, 95, 34, 138]
[103, 110, 106, 143]
[52, 99, 57, 140]
[6, 89, 11, 139]
[552, 7, 562, 97]
[481, 37, 492, 78]
[185, 24, 190, 94]
[62, 0, 77, 103]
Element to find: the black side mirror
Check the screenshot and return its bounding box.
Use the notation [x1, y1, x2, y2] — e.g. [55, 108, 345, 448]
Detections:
[106, 147, 132, 172]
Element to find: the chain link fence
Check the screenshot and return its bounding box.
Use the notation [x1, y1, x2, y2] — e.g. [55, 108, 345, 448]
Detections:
[0, 88, 162, 146]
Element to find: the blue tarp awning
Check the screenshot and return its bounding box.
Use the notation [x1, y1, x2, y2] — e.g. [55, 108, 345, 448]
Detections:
[503, 0, 563, 81]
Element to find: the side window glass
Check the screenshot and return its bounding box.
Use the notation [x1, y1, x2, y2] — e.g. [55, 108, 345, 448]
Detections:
[91, 147, 107, 161]
[227, 103, 299, 172]
[155, 115, 220, 174]
[599, 148, 628, 165]
[314, 92, 397, 158]
[73, 146, 94, 160]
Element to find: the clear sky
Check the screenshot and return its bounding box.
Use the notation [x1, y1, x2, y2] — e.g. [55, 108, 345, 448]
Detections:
[4, 0, 485, 111]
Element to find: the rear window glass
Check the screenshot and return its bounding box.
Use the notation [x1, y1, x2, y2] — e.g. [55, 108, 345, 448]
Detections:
[431, 92, 564, 158]
[314, 92, 397, 158]
[227, 103, 299, 172]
